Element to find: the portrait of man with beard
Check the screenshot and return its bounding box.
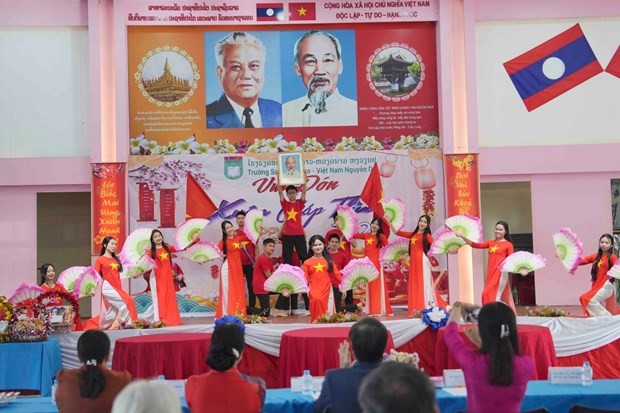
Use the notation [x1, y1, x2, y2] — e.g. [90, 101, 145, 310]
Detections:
[283, 30, 358, 127]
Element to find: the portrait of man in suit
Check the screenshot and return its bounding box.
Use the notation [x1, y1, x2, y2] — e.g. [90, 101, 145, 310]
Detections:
[283, 30, 357, 127]
[206, 32, 282, 129]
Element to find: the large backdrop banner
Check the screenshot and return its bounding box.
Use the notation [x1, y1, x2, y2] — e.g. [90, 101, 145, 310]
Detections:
[127, 149, 447, 313]
[127, 22, 439, 155]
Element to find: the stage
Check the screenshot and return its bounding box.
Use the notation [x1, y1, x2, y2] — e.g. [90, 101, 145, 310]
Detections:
[53, 310, 620, 388]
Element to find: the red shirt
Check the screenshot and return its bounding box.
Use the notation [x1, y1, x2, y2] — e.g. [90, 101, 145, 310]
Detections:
[281, 199, 305, 235]
[235, 229, 256, 266]
[253, 254, 275, 295]
[325, 228, 352, 257]
[329, 249, 350, 287]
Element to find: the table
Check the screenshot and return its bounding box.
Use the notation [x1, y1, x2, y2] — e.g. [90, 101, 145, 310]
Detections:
[5, 381, 620, 413]
[435, 324, 557, 379]
[278, 327, 395, 388]
[0, 338, 62, 396]
[111, 333, 211, 379]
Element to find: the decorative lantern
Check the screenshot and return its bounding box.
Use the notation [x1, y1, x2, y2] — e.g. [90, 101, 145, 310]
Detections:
[412, 159, 436, 189]
[379, 154, 398, 178]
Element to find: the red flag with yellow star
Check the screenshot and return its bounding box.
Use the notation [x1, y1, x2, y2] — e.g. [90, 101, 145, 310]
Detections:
[360, 163, 385, 218]
[289, 2, 316, 21]
[186, 173, 217, 219]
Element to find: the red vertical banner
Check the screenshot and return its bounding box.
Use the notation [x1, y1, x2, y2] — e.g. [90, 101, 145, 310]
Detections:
[159, 189, 176, 228]
[138, 182, 155, 222]
[444, 154, 480, 218]
[92, 163, 127, 255]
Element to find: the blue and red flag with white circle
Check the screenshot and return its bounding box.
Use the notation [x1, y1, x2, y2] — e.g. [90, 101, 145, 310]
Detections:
[503, 24, 603, 112]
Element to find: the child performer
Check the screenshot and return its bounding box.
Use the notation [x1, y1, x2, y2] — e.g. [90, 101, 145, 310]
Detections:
[217, 221, 247, 318]
[304, 235, 341, 322]
[576, 234, 618, 316]
[393, 215, 447, 315]
[94, 236, 138, 329]
[458, 221, 515, 312]
[327, 233, 353, 311]
[353, 217, 393, 316]
[275, 184, 309, 316]
[252, 238, 277, 317]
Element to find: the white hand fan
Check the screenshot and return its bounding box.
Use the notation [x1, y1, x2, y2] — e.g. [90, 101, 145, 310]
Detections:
[74, 268, 102, 298]
[264, 264, 308, 294]
[9, 283, 46, 304]
[552, 228, 583, 275]
[380, 239, 410, 263]
[175, 218, 209, 250]
[429, 228, 466, 256]
[57, 266, 88, 292]
[340, 257, 379, 292]
[445, 214, 483, 243]
[243, 209, 263, 244]
[607, 261, 620, 280]
[498, 251, 546, 274]
[175, 240, 223, 263]
[120, 254, 158, 279]
[336, 205, 359, 241]
[119, 228, 152, 264]
[382, 198, 405, 231]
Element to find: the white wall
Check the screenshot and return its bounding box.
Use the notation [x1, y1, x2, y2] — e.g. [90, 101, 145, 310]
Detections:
[0, 27, 89, 158]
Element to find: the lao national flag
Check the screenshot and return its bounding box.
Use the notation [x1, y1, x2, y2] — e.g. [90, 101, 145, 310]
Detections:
[503, 24, 603, 112]
[289, 2, 316, 21]
[605, 46, 620, 78]
[256, 3, 284, 21]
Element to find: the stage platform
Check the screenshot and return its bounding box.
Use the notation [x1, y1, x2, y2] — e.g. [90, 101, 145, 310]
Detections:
[53, 307, 620, 388]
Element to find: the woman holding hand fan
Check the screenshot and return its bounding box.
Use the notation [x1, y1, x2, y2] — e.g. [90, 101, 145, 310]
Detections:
[303, 235, 341, 322]
[574, 233, 618, 316]
[458, 220, 516, 312]
[217, 221, 247, 318]
[353, 217, 393, 316]
[393, 214, 447, 315]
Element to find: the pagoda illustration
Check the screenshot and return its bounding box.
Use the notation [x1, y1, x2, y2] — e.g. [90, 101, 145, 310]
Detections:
[142, 58, 192, 102]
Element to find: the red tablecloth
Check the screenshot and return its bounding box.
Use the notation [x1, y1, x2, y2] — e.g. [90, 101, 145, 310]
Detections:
[434, 324, 557, 380]
[278, 327, 395, 387]
[111, 333, 211, 379]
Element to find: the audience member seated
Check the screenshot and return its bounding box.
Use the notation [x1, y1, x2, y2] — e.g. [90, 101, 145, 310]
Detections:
[55, 330, 131, 413]
[314, 317, 388, 413]
[358, 361, 438, 413]
[185, 316, 266, 413]
[445, 302, 535, 413]
[112, 381, 181, 413]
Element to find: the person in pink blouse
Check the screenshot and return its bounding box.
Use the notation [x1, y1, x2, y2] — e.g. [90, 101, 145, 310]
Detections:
[444, 301, 535, 413]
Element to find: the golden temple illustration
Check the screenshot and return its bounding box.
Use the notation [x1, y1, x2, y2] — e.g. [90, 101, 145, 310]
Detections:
[142, 58, 192, 102]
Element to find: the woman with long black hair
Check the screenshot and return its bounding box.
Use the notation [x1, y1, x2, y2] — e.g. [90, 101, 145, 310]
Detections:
[55, 330, 131, 413]
[217, 221, 247, 318]
[94, 236, 137, 329]
[576, 233, 618, 316]
[147, 229, 182, 325]
[445, 301, 534, 413]
[304, 235, 341, 322]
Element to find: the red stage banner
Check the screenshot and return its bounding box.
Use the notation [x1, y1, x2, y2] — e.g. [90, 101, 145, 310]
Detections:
[92, 164, 127, 255]
[159, 188, 177, 228]
[444, 154, 480, 218]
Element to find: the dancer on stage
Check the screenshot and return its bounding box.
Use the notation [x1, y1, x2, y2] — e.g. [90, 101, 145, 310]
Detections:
[304, 235, 341, 322]
[353, 217, 393, 316]
[326, 211, 352, 257]
[275, 184, 309, 316]
[576, 233, 618, 316]
[458, 221, 515, 311]
[217, 221, 247, 318]
[94, 237, 138, 329]
[252, 238, 276, 317]
[393, 214, 447, 315]
[39, 263, 69, 295]
[235, 210, 258, 308]
[148, 229, 183, 326]
[327, 233, 353, 311]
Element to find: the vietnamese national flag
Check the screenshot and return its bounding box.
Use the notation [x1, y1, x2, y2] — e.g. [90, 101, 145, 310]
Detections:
[186, 173, 217, 219]
[360, 163, 385, 218]
[605, 46, 620, 78]
[289, 2, 316, 21]
[503, 24, 603, 111]
[256, 3, 284, 21]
